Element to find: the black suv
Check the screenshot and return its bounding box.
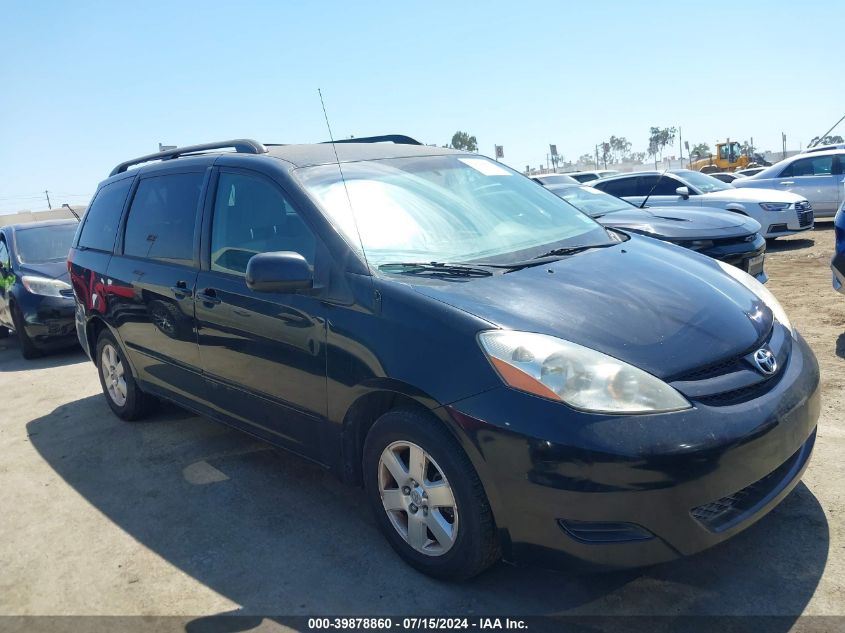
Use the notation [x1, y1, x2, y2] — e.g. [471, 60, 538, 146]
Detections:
[69, 139, 819, 579]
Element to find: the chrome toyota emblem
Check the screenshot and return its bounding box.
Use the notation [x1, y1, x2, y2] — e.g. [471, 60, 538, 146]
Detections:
[410, 487, 424, 506]
[752, 347, 777, 375]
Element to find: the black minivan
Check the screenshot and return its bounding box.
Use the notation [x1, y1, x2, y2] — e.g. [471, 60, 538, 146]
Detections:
[1, 219, 79, 357]
[69, 138, 820, 579]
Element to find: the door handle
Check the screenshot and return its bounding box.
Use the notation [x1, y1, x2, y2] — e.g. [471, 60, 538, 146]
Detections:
[779, 181, 794, 185]
[170, 281, 192, 298]
[196, 288, 221, 305]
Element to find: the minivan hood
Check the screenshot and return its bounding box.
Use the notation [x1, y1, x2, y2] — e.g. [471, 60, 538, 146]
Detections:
[17, 261, 70, 282]
[699, 187, 803, 204]
[600, 206, 760, 239]
[409, 236, 772, 379]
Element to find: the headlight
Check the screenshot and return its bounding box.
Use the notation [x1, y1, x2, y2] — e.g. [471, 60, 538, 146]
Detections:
[478, 331, 690, 414]
[716, 260, 794, 338]
[21, 275, 71, 297]
[759, 202, 792, 212]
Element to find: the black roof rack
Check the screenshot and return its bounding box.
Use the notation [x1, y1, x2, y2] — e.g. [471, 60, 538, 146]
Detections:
[321, 134, 422, 146]
[109, 139, 268, 177]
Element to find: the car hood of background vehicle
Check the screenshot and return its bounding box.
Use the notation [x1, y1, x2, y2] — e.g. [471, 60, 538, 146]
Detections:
[699, 187, 803, 203]
[600, 206, 759, 240]
[17, 261, 70, 282]
[410, 236, 772, 379]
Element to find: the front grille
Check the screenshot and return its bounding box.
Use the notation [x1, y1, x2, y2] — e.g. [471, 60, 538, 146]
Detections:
[694, 373, 782, 406]
[59, 288, 74, 298]
[672, 324, 774, 382]
[709, 235, 757, 249]
[678, 356, 744, 381]
[671, 323, 791, 406]
[796, 201, 814, 227]
[690, 431, 815, 533]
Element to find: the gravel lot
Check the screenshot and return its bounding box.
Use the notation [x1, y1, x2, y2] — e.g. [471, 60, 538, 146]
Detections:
[0, 222, 842, 627]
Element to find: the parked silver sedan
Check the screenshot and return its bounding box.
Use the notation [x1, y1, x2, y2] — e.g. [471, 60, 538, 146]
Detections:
[734, 149, 845, 217]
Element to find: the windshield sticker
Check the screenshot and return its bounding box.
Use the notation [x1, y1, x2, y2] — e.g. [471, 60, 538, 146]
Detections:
[458, 158, 512, 176]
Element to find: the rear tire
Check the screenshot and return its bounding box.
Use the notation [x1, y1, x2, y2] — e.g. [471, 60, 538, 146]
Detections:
[363, 408, 500, 580]
[11, 304, 41, 359]
[96, 330, 153, 421]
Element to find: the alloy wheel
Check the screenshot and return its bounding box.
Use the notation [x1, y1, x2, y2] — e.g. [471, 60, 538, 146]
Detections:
[101, 343, 127, 407]
[378, 440, 458, 556]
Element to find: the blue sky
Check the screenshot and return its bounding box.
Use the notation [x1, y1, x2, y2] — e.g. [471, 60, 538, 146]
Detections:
[1, 0, 841, 213]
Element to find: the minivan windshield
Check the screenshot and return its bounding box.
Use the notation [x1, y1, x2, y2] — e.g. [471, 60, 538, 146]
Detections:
[14, 224, 77, 264]
[674, 170, 734, 193]
[297, 155, 612, 268]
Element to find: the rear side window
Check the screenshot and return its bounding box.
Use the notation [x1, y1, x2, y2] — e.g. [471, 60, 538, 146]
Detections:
[639, 175, 684, 196]
[593, 177, 636, 197]
[77, 178, 133, 252]
[210, 171, 316, 276]
[780, 156, 833, 178]
[123, 173, 204, 266]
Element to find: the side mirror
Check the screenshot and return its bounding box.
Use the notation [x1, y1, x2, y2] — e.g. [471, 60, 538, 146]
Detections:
[246, 251, 313, 293]
[676, 186, 690, 199]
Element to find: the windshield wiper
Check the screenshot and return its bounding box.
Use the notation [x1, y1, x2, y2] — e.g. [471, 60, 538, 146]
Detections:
[378, 262, 493, 278]
[532, 242, 616, 260]
[474, 242, 617, 272]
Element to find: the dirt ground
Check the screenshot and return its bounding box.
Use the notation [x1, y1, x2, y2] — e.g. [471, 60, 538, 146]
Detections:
[0, 221, 843, 629]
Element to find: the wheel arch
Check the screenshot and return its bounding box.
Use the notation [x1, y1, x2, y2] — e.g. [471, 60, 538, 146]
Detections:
[85, 316, 138, 376]
[339, 382, 488, 487]
[724, 204, 748, 215]
[339, 384, 511, 554]
[340, 386, 434, 486]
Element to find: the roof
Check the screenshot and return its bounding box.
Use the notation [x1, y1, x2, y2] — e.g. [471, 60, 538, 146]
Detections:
[544, 183, 581, 191]
[265, 143, 463, 168]
[598, 170, 660, 179]
[4, 218, 78, 232]
[789, 148, 845, 159]
[803, 143, 845, 153]
[108, 138, 466, 179]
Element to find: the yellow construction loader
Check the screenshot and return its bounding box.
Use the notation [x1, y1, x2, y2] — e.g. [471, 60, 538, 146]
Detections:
[690, 139, 754, 173]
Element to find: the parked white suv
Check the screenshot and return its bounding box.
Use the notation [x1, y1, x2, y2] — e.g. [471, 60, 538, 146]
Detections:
[592, 169, 813, 238]
[733, 149, 844, 217]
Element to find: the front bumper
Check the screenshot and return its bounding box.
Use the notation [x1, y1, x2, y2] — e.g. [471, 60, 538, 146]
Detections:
[764, 205, 814, 237]
[17, 293, 78, 350]
[446, 333, 820, 570]
[697, 234, 767, 283]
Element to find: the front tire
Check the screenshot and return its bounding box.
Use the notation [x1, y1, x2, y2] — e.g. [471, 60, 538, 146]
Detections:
[11, 304, 40, 359]
[96, 330, 152, 421]
[363, 408, 500, 580]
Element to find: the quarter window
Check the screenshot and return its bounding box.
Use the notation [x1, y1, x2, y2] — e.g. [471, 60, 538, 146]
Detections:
[781, 156, 834, 178]
[123, 173, 204, 266]
[210, 171, 316, 277]
[77, 178, 133, 252]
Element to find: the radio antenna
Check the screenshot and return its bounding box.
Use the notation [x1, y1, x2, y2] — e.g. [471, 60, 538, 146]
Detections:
[317, 88, 370, 270]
